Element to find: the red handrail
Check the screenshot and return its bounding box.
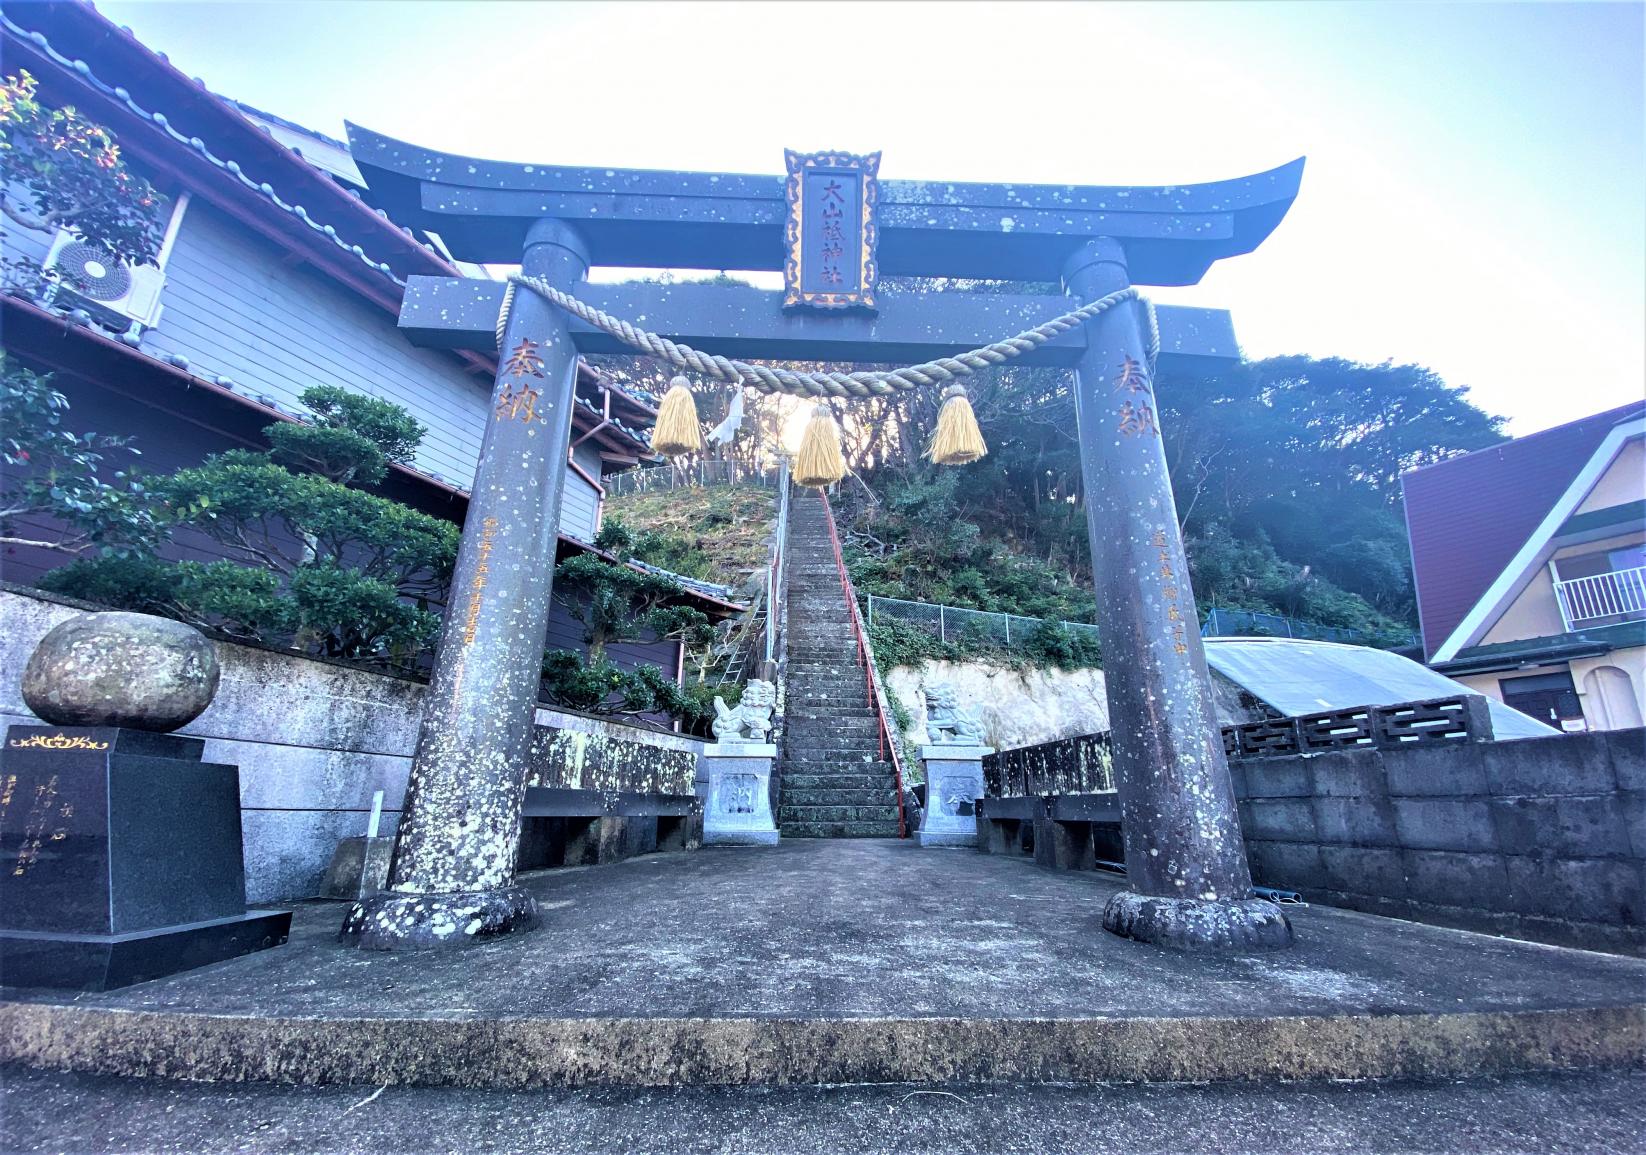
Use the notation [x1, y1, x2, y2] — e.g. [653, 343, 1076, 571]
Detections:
[819, 490, 908, 838]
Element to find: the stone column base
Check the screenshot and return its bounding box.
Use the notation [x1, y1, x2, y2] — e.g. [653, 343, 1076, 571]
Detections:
[1102, 892, 1293, 952]
[340, 884, 540, 951]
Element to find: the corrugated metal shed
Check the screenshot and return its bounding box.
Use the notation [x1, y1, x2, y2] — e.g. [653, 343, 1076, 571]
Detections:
[1202, 637, 1558, 740]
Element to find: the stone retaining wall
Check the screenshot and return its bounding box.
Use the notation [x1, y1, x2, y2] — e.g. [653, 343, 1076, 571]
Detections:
[0, 587, 701, 904]
[1236, 728, 1644, 954]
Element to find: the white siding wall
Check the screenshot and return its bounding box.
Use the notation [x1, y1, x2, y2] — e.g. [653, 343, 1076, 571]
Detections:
[561, 441, 605, 542]
[140, 202, 490, 486]
[11, 198, 606, 526]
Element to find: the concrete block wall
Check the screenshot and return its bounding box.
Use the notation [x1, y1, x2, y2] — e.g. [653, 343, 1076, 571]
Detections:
[1, 587, 701, 904]
[1234, 729, 1646, 954]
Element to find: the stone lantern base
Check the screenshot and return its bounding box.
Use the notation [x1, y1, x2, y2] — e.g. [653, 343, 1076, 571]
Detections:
[701, 743, 780, 847]
[917, 744, 993, 849]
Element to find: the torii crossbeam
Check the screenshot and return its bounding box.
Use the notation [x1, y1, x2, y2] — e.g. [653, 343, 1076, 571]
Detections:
[340, 125, 1304, 954]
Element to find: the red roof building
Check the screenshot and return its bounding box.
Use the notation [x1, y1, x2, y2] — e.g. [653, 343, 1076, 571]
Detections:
[1402, 401, 1645, 731]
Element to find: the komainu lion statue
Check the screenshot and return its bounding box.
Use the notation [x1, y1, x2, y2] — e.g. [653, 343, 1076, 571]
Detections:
[712, 678, 776, 743]
[923, 681, 984, 745]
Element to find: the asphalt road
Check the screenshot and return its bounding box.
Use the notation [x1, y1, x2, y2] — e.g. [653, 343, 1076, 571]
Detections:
[2, 1064, 1643, 1154]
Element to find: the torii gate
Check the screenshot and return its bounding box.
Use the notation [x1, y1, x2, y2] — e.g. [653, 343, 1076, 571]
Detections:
[338, 128, 1304, 954]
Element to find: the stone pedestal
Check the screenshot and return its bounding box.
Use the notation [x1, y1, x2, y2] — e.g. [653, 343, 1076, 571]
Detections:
[918, 745, 993, 849]
[0, 726, 290, 991]
[700, 743, 780, 847]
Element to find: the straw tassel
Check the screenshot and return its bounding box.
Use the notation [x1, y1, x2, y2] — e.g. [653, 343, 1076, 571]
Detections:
[927, 383, 987, 465]
[650, 376, 705, 457]
[793, 402, 847, 488]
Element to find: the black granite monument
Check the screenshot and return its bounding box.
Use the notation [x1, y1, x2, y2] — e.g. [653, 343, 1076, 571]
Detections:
[0, 726, 291, 991]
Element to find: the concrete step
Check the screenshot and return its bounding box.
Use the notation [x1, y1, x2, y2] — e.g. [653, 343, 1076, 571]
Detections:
[779, 820, 903, 839]
[779, 787, 896, 806]
[777, 772, 891, 790]
[780, 750, 888, 768]
[784, 718, 880, 736]
[778, 805, 900, 825]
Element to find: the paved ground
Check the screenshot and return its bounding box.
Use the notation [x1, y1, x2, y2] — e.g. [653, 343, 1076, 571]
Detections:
[3, 842, 1642, 1087]
[8, 840, 1642, 1021]
[2, 1064, 1643, 1154]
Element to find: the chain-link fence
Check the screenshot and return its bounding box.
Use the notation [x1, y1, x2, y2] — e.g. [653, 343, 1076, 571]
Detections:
[866, 595, 1101, 648]
[1201, 607, 1415, 648]
[605, 460, 779, 498]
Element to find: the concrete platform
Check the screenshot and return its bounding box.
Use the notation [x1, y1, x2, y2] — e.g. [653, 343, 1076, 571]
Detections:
[1, 841, 1641, 1088]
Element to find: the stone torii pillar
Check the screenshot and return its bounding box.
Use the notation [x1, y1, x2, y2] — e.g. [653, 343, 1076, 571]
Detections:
[1064, 238, 1292, 952]
[341, 219, 589, 950]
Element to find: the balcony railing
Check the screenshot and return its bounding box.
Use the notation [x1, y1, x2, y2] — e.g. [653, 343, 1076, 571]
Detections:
[1554, 565, 1646, 630]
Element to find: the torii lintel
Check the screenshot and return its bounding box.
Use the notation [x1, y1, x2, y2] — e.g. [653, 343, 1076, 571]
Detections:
[345, 124, 1303, 287]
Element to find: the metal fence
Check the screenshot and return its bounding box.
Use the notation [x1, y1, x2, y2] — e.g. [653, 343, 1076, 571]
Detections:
[1200, 607, 1414, 648]
[605, 459, 780, 498]
[865, 594, 1101, 648]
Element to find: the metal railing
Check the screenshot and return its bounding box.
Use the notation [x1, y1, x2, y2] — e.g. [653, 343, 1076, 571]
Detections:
[605, 459, 780, 498]
[820, 490, 908, 838]
[866, 595, 1101, 648]
[764, 459, 792, 669]
[1554, 565, 1646, 630]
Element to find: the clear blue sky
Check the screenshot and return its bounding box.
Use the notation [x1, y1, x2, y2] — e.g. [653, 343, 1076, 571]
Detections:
[96, 0, 1646, 435]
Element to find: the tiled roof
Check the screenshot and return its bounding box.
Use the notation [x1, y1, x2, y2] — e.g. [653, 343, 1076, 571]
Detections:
[0, 8, 418, 287]
[1403, 400, 1646, 660]
[1, 3, 657, 467]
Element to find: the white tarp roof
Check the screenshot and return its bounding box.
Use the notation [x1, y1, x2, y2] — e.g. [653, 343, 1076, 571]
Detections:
[1202, 637, 1558, 740]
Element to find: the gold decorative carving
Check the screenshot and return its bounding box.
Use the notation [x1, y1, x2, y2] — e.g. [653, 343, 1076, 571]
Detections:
[7, 734, 111, 751]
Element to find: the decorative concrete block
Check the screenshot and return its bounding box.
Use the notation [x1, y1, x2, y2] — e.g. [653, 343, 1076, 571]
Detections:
[701, 743, 779, 847]
[918, 745, 992, 849]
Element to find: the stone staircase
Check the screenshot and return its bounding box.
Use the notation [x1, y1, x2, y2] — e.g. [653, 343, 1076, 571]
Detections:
[778, 489, 903, 839]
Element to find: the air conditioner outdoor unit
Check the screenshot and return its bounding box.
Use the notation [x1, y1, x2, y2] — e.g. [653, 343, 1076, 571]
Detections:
[41, 192, 190, 337]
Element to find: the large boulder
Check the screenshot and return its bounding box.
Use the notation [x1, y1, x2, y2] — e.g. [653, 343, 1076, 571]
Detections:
[20, 611, 221, 732]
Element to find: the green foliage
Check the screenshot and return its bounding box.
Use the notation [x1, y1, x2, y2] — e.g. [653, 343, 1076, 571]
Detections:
[0, 71, 165, 265]
[551, 551, 713, 662]
[36, 385, 451, 666]
[540, 651, 718, 727]
[1020, 617, 1103, 668]
[841, 470, 1095, 625]
[287, 562, 439, 659]
[603, 486, 777, 590]
[266, 385, 428, 486]
[0, 356, 163, 556]
[544, 524, 717, 723]
[159, 450, 457, 594]
[832, 346, 1504, 649]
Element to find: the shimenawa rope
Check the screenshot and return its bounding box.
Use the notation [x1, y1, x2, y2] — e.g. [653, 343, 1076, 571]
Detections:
[494, 275, 1160, 400]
